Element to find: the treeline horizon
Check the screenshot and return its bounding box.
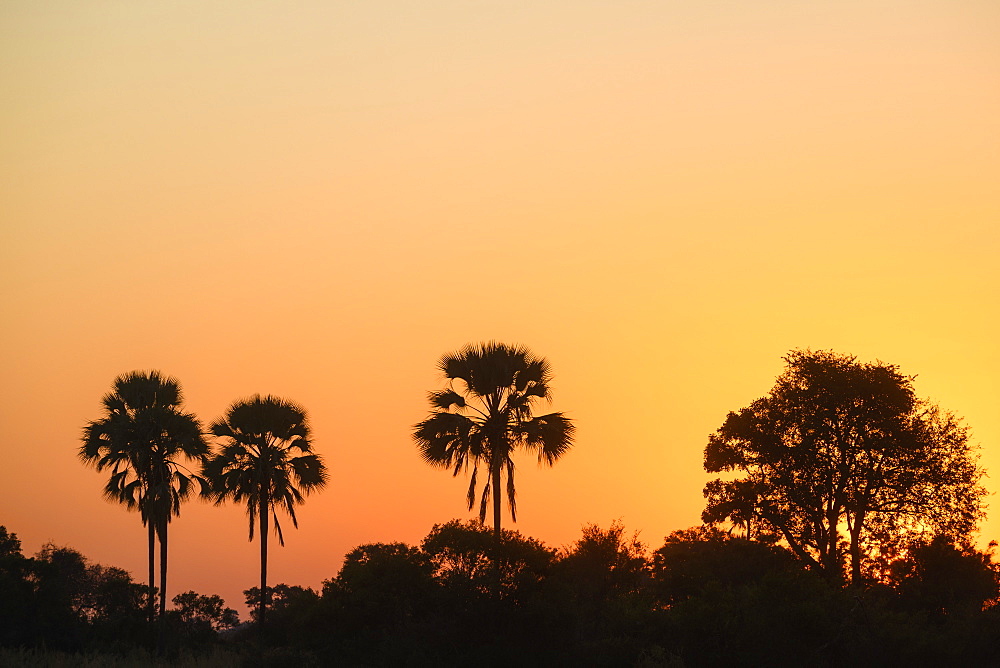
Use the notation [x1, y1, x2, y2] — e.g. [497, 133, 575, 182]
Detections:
[1, 344, 997, 666]
[3, 513, 999, 666]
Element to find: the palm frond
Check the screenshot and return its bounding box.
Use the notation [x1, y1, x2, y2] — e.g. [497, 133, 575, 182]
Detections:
[290, 454, 328, 490]
[413, 412, 477, 468]
[479, 475, 491, 524]
[520, 412, 575, 465]
[506, 461, 517, 522]
[287, 435, 312, 454]
[429, 389, 466, 410]
[466, 466, 478, 511]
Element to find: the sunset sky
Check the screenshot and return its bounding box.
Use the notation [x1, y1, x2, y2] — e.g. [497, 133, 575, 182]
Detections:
[2, 1, 998, 615]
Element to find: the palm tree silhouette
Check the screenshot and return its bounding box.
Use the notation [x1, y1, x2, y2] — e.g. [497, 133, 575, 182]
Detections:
[413, 342, 575, 543]
[205, 395, 327, 626]
[80, 371, 208, 624]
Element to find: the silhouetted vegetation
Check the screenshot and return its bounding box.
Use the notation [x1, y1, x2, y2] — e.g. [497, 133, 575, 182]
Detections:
[205, 395, 328, 627]
[172, 591, 240, 637]
[6, 517, 1000, 665]
[414, 343, 575, 544]
[34, 348, 997, 664]
[703, 350, 985, 584]
[79, 371, 209, 629]
[0, 525, 234, 656]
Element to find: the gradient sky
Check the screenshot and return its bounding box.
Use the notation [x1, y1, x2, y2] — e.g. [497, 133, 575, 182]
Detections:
[2, 1, 998, 616]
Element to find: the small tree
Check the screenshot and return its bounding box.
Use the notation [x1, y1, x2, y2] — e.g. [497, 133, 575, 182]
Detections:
[172, 591, 239, 632]
[242, 584, 318, 623]
[421, 519, 555, 602]
[31, 544, 148, 648]
[650, 526, 800, 605]
[889, 536, 999, 616]
[325, 543, 435, 630]
[549, 522, 652, 652]
[555, 521, 650, 603]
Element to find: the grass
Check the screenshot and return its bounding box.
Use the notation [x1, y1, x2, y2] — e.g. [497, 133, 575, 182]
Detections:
[0, 646, 243, 668]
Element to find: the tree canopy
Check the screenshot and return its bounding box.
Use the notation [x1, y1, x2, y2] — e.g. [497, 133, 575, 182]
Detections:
[703, 349, 985, 583]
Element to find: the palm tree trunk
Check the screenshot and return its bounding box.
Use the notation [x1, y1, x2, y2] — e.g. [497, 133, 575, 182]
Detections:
[260, 496, 268, 628]
[157, 517, 168, 653]
[492, 460, 502, 595]
[147, 521, 156, 623]
[492, 464, 502, 542]
[159, 520, 168, 617]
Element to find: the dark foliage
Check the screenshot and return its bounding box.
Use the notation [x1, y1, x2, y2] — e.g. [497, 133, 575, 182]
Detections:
[539, 521, 656, 662]
[889, 535, 999, 617]
[703, 349, 985, 584]
[651, 525, 801, 605]
[172, 590, 240, 636]
[0, 534, 150, 651]
[7, 519, 1000, 665]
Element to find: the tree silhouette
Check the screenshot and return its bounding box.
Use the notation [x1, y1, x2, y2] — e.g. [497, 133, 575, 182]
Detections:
[0, 526, 36, 647]
[80, 371, 207, 624]
[325, 542, 435, 633]
[205, 395, 327, 627]
[703, 350, 985, 583]
[549, 521, 652, 652]
[172, 591, 240, 633]
[421, 519, 555, 602]
[650, 525, 800, 606]
[555, 521, 650, 604]
[413, 342, 574, 544]
[889, 535, 999, 616]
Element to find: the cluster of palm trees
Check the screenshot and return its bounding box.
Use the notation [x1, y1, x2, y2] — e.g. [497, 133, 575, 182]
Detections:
[79, 373, 327, 631]
[79, 341, 575, 634]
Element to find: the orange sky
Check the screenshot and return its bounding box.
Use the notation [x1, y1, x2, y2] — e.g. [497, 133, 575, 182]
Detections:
[2, 1, 998, 616]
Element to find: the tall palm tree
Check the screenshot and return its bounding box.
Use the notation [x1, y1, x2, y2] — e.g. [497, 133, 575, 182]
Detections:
[413, 342, 575, 543]
[205, 395, 327, 626]
[80, 371, 208, 624]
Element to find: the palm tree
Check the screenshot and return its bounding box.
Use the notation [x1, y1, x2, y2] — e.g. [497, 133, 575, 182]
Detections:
[413, 342, 575, 543]
[80, 371, 208, 624]
[205, 395, 327, 626]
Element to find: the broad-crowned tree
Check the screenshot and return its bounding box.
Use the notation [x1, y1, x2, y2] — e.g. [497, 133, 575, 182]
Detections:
[703, 350, 985, 584]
